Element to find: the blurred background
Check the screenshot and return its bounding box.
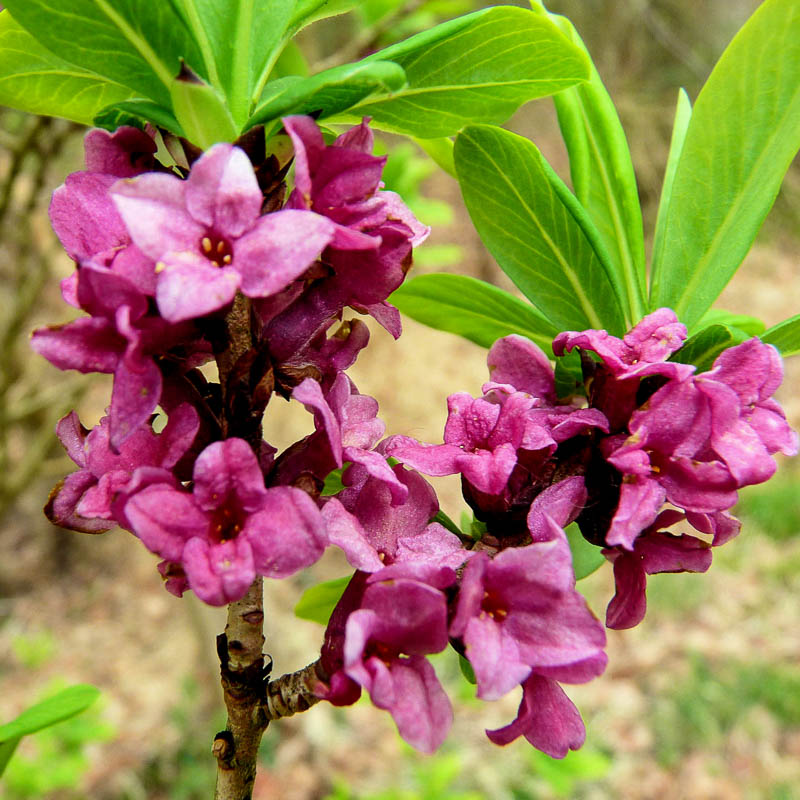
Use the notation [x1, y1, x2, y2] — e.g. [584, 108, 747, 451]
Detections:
[1, 1, 798, 798]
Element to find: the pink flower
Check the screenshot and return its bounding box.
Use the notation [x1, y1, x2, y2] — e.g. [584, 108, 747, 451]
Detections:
[124, 438, 326, 605]
[111, 143, 336, 321]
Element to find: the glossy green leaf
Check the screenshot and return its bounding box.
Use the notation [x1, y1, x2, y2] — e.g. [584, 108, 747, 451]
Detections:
[94, 98, 184, 135]
[3, 0, 204, 109]
[294, 576, 351, 625]
[763, 315, 800, 357]
[651, 88, 692, 284]
[565, 522, 605, 580]
[390, 273, 558, 353]
[455, 124, 627, 334]
[351, 6, 590, 138]
[649, 0, 800, 327]
[168, 0, 295, 125]
[0, 12, 134, 125]
[248, 61, 406, 128]
[691, 308, 765, 337]
[534, 4, 646, 324]
[0, 685, 100, 744]
[170, 74, 238, 148]
[670, 324, 751, 372]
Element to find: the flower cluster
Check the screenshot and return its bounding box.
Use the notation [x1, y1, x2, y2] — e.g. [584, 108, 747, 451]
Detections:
[36, 121, 797, 762]
[388, 310, 797, 632]
[37, 117, 428, 607]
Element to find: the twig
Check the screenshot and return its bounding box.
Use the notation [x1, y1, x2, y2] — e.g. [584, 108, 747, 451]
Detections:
[214, 578, 269, 800]
[264, 658, 327, 720]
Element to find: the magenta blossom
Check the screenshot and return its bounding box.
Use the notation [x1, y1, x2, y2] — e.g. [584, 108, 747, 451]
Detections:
[603, 510, 712, 629]
[46, 404, 198, 532]
[111, 143, 336, 322]
[50, 126, 160, 300]
[604, 338, 797, 547]
[274, 374, 407, 503]
[387, 335, 607, 522]
[322, 462, 467, 573]
[450, 479, 606, 698]
[124, 438, 326, 605]
[31, 264, 206, 448]
[319, 570, 454, 753]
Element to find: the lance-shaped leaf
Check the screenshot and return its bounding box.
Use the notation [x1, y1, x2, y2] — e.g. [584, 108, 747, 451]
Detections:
[390, 273, 557, 352]
[455, 124, 627, 335]
[670, 323, 752, 373]
[651, 88, 692, 289]
[0, 12, 134, 125]
[247, 61, 406, 128]
[763, 315, 800, 357]
[350, 6, 590, 139]
[0, 685, 100, 748]
[533, 3, 646, 324]
[167, 0, 295, 126]
[649, 0, 800, 328]
[3, 0, 204, 109]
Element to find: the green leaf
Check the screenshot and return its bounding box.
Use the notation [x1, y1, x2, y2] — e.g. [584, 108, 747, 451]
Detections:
[670, 324, 751, 372]
[535, 5, 646, 325]
[94, 98, 184, 135]
[3, 0, 205, 109]
[267, 39, 311, 81]
[351, 6, 590, 138]
[294, 576, 352, 625]
[432, 509, 464, 539]
[651, 88, 692, 285]
[564, 522, 605, 580]
[0, 737, 20, 777]
[458, 654, 477, 685]
[455, 124, 627, 334]
[390, 273, 558, 353]
[0, 685, 100, 744]
[763, 314, 800, 357]
[412, 137, 456, 179]
[321, 465, 347, 496]
[691, 308, 765, 337]
[248, 60, 406, 129]
[170, 73, 238, 148]
[287, 0, 358, 34]
[649, 0, 800, 328]
[554, 348, 584, 400]
[0, 12, 134, 125]
[169, 0, 295, 126]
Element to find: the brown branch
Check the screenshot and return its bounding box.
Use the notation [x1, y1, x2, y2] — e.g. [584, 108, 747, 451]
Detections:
[214, 293, 269, 800]
[264, 658, 328, 721]
[214, 578, 268, 800]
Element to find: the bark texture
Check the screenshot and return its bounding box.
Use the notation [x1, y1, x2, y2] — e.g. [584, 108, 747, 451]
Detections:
[214, 578, 268, 800]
